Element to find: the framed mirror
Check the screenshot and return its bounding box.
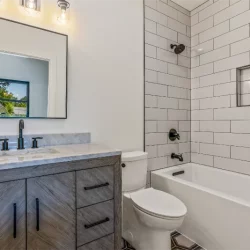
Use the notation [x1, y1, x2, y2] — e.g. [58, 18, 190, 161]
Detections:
[0, 18, 67, 119]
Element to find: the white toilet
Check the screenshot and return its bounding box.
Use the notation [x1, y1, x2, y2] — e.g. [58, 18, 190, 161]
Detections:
[122, 151, 187, 250]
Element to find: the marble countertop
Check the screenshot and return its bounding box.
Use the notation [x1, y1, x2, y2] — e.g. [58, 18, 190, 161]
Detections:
[0, 144, 121, 171]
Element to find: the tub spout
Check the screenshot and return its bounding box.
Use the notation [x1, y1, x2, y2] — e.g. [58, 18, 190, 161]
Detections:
[171, 153, 183, 162]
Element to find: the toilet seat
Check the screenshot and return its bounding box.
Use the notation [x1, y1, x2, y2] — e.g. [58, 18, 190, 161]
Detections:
[130, 188, 187, 219]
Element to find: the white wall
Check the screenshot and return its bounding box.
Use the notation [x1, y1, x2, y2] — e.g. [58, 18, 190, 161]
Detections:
[0, 0, 144, 151]
[191, 0, 250, 176]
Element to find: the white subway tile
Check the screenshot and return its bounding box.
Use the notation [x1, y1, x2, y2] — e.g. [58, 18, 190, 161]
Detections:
[157, 48, 177, 64]
[214, 82, 236, 96]
[178, 12, 191, 26]
[179, 121, 191, 131]
[178, 55, 191, 68]
[192, 86, 213, 99]
[145, 31, 168, 49]
[231, 37, 250, 56]
[214, 133, 250, 147]
[168, 64, 189, 78]
[145, 18, 157, 33]
[145, 108, 168, 121]
[192, 63, 213, 78]
[192, 132, 213, 143]
[191, 40, 214, 57]
[231, 121, 250, 133]
[191, 121, 200, 131]
[187, 26, 191, 37]
[214, 0, 249, 25]
[200, 96, 231, 109]
[168, 86, 188, 99]
[145, 82, 168, 96]
[158, 121, 178, 132]
[145, 6, 168, 27]
[145, 121, 157, 133]
[157, 24, 178, 42]
[200, 70, 231, 87]
[191, 17, 213, 37]
[230, 0, 241, 5]
[191, 56, 200, 68]
[145, 69, 157, 83]
[191, 0, 213, 16]
[200, 143, 230, 157]
[157, 1, 178, 20]
[231, 146, 250, 162]
[179, 99, 191, 110]
[178, 33, 191, 48]
[214, 52, 250, 72]
[145, 133, 168, 145]
[192, 153, 214, 166]
[178, 77, 191, 89]
[146, 145, 157, 158]
[214, 25, 249, 49]
[146, 57, 167, 73]
[191, 142, 200, 153]
[214, 157, 250, 175]
[145, 44, 157, 58]
[199, 0, 229, 22]
[148, 156, 168, 171]
[158, 72, 178, 86]
[145, 0, 157, 9]
[191, 14, 198, 26]
[168, 109, 187, 120]
[191, 99, 199, 110]
[215, 107, 250, 120]
[145, 95, 157, 107]
[200, 46, 230, 65]
[158, 144, 179, 156]
[158, 97, 178, 109]
[230, 9, 250, 30]
[168, 17, 187, 35]
[199, 21, 229, 44]
[192, 109, 214, 120]
[200, 121, 230, 132]
[191, 35, 199, 47]
[168, 0, 190, 16]
[191, 78, 200, 89]
[179, 142, 191, 153]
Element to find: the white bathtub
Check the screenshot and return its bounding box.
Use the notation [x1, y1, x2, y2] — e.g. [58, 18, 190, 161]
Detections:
[151, 163, 250, 250]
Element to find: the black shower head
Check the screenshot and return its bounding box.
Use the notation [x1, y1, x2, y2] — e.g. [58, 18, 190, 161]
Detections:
[170, 44, 186, 54]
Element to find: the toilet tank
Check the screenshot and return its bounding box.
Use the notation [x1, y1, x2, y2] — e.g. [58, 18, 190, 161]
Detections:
[122, 151, 148, 192]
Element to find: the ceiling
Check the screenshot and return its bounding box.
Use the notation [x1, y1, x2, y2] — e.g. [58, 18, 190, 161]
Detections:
[171, 0, 209, 11]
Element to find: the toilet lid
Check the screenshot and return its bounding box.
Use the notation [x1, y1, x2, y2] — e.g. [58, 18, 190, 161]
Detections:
[130, 188, 187, 219]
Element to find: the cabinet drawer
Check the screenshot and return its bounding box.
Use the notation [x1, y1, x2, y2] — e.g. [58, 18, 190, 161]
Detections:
[77, 234, 114, 250]
[77, 166, 114, 208]
[77, 200, 114, 246]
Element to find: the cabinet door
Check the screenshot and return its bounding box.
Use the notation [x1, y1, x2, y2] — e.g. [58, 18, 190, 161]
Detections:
[27, 172, 76, 250]
[0, 180, 26, 250]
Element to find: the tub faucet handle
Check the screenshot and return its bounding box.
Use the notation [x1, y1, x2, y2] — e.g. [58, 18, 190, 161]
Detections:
[169, 129, 180, 141]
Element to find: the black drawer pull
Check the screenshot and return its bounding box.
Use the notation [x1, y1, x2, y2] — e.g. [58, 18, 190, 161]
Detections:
[36, 198, 40, 231]
[13, 203, 17, 239]
[84, 217, 110, 229]
[84, 182, 109, 191]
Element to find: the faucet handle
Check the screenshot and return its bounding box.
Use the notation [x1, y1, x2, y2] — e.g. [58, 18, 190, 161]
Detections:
[32, 137, 43, 149]
[169, 129, 180, 141]
[0, 139, 9, 151]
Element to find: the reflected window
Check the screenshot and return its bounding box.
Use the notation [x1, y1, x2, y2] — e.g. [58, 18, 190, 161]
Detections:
[0, 79, 29, 117]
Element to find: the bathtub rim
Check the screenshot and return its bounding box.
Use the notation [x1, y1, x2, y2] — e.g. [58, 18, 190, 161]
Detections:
[151, 163, 250, 208]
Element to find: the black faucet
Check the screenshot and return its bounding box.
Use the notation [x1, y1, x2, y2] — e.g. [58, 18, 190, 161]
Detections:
[171, 153, 183, 162]
[18, 119, 25, 150]
[169, 129, 180, 141]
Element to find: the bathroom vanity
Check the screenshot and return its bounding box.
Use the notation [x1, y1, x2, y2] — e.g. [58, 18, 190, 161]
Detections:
[0, 144, 121, 250]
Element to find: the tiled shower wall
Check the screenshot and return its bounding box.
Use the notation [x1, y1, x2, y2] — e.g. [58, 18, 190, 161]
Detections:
[191, 0, 250, 175]
[144, 0, 191, 183]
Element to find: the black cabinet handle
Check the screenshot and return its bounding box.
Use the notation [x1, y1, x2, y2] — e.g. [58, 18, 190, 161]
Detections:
[36, 198, 40, 231]
[13, 203, 17, 239]
[84, 217, 110, 229]
[84, 182, 109, 191]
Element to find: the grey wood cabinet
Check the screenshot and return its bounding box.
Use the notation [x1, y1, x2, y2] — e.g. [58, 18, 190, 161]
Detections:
[27, 172, 76, 250]
[0, 180, 26, 250]
[0, 155, 121, 250]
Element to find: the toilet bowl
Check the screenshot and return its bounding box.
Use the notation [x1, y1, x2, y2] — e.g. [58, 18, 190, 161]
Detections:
[121, 152, 187, 250]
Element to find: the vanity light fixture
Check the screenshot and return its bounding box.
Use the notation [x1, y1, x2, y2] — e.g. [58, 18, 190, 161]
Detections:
[20, 0, 40, 12]
[57, 0, 70, 24]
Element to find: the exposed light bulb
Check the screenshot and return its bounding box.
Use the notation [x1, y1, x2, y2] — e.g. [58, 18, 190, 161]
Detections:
[58, 8, 67, 24]
[26, 0, 36, 10]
